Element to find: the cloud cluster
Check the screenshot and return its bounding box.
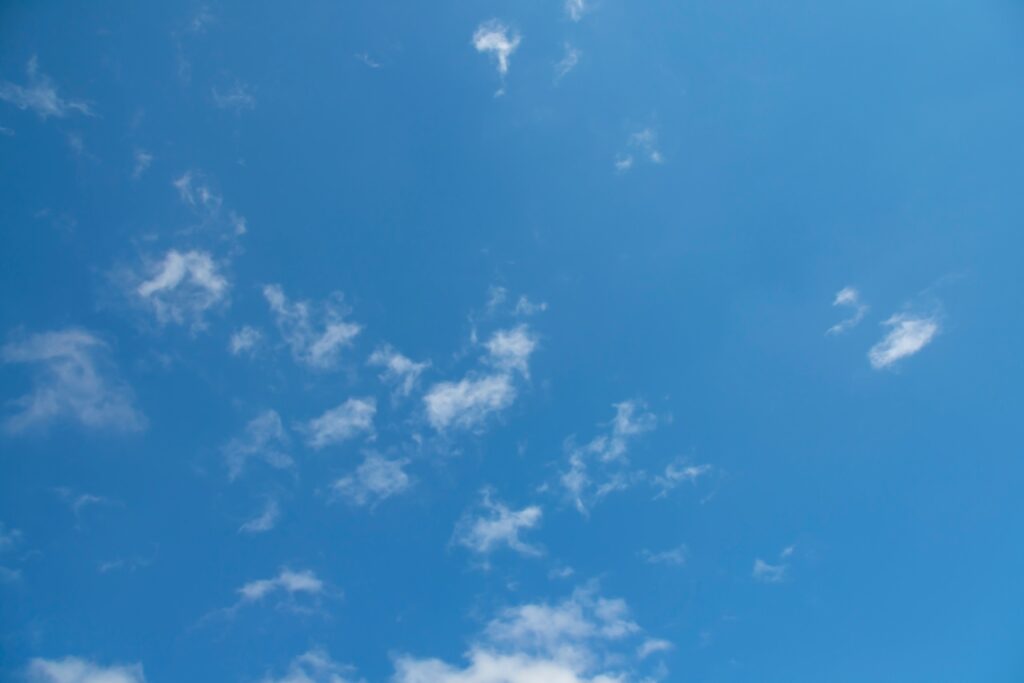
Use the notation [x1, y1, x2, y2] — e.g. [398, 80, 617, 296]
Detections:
[394, 587, 665, 683]
[2, 329, 146, 434]
[26, 657, 145, 683]
[264, 285, 362, 370]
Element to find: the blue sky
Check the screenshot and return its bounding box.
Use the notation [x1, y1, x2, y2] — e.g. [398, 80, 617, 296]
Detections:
[1, 1, 1023, 681]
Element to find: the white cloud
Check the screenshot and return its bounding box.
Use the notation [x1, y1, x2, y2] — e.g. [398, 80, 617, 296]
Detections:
[238, 568, 324, 603]
[261, 649, 361, 683]
[171, 170, 247, 237]
[868, 313, 940, 369]
[560, 401, 656, 514]
[0, 522, 21, 551]
[132, 149, 153, 180]
[333, 454, 412, 507]
[454, 491, 543, 558]
[752, 558, 787, 584]
[636, 639, 673, 659]
[555, 44, 581, 81]
[473, 21, 521, 78]
[303, 398, 376, 449]
[424, 373, 516, 431]
[264, 285, 362, 370]
[2, 329, 145, 433]
[617, 129, 663, 171]
[641, 545, 687, 567]
[222, 410, 292, 481]
[229, 326, 263, 356]
[566, 0, 587, 21]
[826, 286, 868, 335]
[514, 296, 548, 316]
[212, 82, 256, 111]
[26, 657, 145, 683]
[394, 587, 665, 683]
[652, 461, 711, 498]
[485, 325, 538, 376]
[424, 326, 538, 432]
[368, 346, 430, 398]
[240, 499, 280, 534]
[0, 57, 93, 119]
[136, 249, 229, 329]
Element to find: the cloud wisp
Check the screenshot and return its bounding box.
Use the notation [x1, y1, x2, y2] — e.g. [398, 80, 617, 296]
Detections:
[868, 313, 940, 369]
[135, 249, 229, 330]
[369, 345, 430, 398]
[473, 20, 521, 95]
[26, 657, 145, 683]
[2, 329, 146, 434]
[302, 397, 376, 449]
[222, 410, 293, 481]
[454, 490, 543, 561]
[264, 284, 362, 370]
[333, 454, 412, 508]
[0, 57, 93, 119]
[826, 286, 869, 335]
[261, 650, 361, 683]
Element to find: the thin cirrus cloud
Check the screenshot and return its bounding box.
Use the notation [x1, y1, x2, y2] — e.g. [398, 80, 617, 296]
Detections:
[211, 81, 256, 112]
[1, 329, 146, 434]
[555, 43, 581, 81]
[333, 453, 412, 508]
[261, 649, 360, 683]
[0, 57, 93, 119]
[228, 325, 263, 356]
[239, 499, 280, 534]
[616, 128, 664, 172]
[26, 657, 145, 683]
[302, 397, 376, 449]
[263, 284, 362, 370]
[222, 410, 293, 481]
[132, 149, 153, 180]
[135, 249, 230, 330]
[368, 345, 430, 398]
[234, 568, 326, 612]
[826, 286, 869, 335]
[453, 490, 543, 558]
[566, 0, 587, 21]
[652, 460, 712, 499]
[423, 326, 537, 431]
[561, 400, 657, 515]
[868, 313, 940, 369]
[641, 545, 688, 567]
[394, 586, 669, 683]
[753, 545, 795, 584]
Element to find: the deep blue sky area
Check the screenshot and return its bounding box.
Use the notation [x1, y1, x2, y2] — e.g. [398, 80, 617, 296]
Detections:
[1, 2, 1023, 682]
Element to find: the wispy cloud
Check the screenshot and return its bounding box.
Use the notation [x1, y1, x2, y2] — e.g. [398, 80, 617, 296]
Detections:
[641, 545, 687, 567]
[302, 397, 375, 449]
[753, 545, 795, 584]
[264, 284, 362, 370]
[868, 313, 940, 369]
[555, 43, 581, 81]
[228, 326, 263, 356]
[132, 149, 153, 180]
[652, 460, 712, 499]
[239, 499, 280, 534]
[261, 650, 361, 683]
[454, 490, 543, 559]
[617, 128, 664, 172]
[135, 249, 229, 330]
[212, 81, 256, 112]
[2, 329, 146, 434]
[566, 0, 587, 21]
[826, 286, 868, 335]
[560, 401, 657, 514]
[333, 454, 412, 508]
[236, 568, 325, 608]
[27, 657, 145, 683]
[0, 57, 93, 119]
[368, 345, 430, 398]
[222, 410, 292, 481]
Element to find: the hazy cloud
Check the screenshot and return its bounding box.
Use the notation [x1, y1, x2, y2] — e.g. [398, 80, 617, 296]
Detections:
[0, 57, 93, 119]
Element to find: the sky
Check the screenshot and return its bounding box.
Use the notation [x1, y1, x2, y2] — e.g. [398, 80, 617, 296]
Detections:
[1, 1, 1023, 681]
